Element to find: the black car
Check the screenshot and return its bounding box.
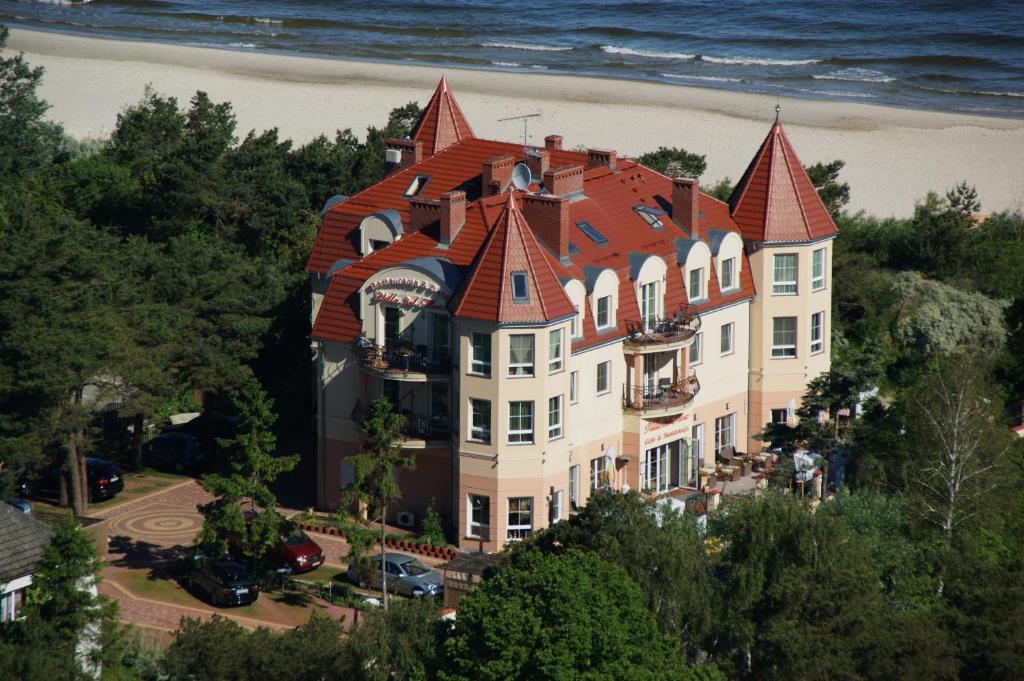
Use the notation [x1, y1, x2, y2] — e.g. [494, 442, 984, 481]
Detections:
[187, 561, 260, 607]
[23, 457, 124, 503]
[142, 432, 208, 473]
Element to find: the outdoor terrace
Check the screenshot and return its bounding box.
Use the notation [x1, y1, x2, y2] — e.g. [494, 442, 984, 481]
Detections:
[353, 339, 451, 382]
[623, 307, 701, 353]
[622, 373, 700, 418]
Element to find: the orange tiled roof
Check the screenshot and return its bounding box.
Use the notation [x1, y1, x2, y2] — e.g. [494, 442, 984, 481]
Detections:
[411, 76, 475, 156]
[729, 121, 838, 243]
[451, 192, 576, 324]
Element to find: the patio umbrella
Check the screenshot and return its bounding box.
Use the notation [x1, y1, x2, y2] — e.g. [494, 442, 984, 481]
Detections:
[786, 398, 799, 428]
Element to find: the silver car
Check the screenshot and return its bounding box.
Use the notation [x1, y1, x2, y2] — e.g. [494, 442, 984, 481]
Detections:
[347, 552, 444, 598]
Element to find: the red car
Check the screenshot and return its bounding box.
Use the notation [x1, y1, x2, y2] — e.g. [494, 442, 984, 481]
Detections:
[227, 521, 324, 574]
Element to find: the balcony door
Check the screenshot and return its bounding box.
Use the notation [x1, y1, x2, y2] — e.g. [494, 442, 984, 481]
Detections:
[429, 312, 449, 364]
[383, 307, 402, 347]
[643, 354, 658, 397]
[641, 282, 658, 331]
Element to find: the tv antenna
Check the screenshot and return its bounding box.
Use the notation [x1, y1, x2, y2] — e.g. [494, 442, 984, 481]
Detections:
[499, 112, 541, 146]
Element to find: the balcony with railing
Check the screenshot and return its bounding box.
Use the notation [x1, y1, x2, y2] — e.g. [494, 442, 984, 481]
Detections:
[622, 373, 700, 418]
[624, 307, 701, 353]
[353, 338, 451, 382]
[351, 400, 450, 448]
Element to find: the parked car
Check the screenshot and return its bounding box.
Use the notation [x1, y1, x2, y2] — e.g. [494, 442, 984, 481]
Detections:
[142, 432, 208, 473]
[227, 520, 324, 574]
[347, 553, 443, 598]
[187, 560, 260, 607]
[21, 457, 125, 503]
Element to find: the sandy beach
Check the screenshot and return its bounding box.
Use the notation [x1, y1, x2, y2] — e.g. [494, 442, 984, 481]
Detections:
[6, 27, 1024, 217]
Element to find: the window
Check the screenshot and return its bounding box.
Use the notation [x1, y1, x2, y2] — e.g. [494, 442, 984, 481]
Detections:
[383, 379, 400, 408]
[641, 445, 670, 493]
[715, 413, 736, 455]
[383, 307, 401, 345]
[569, 371, 578, 403]
[596, 361, 610, 394]
[771, 408, 788, 424]
[689, 267, 704, 301]
[1, 588, 24, 623]
[635, 205, 666, 230]
[509, 334, 535, 376]
[772, 317, 798, 358]
[641, 282, 658, 329]
[773, 254, 798, 294]
[810, 311, 824, 354]
[691, 423, 705, 470]
[430, 312, 449, 362]
[576, 220, 608, 247]
[570, 311, 579, 339]
[403, 174, 430, 197]
[812, 248, 826, 291]
[720, 322, 734, 356]
[469, 399, 491, 443]
[370, 239, 390, 253]
[569, 465, 580, 507]
[548, 395, 563, 440]
[548, 329, 563, 373]
[721, 257, 736, 291]
[507, 497, 533, 540]
[549, 490, 563, 527]
[590, 456, 608, 491]
[468, 494, 490, 538]
[689, 332, 703, 365]
[431, 382, 449, 422]
[470, 332, 491, 376]
[508, 401, 534, 444]
[511, 271, 529, 301]
[596, 295, 612, 329]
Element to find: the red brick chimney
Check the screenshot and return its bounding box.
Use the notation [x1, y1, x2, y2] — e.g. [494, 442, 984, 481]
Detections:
[409, 197, 441, 232]
[543, 165, 584, 197]
[587, 148, 617, 170]
[482, 155, 515, 196]
[386, 138, 423, 173]
[544, 135, 563, 151]
[673, 178, 700, 240]
[439, 190, 466, 247]
[525, 148, 550, 183]
[523, 194, 569, 260]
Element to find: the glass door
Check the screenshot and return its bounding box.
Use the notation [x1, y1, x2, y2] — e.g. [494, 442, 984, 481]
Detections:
[430, 312, 449, 364]
[643, 354, 658, 398]
[641, 282, 658, 331]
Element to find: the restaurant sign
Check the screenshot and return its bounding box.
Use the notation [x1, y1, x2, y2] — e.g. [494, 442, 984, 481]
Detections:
[643, 412, 691, 447]
[365, 277, 448, 310]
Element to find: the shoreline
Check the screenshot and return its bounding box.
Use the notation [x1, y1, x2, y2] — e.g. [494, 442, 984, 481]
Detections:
[6, 27, 1024, 217]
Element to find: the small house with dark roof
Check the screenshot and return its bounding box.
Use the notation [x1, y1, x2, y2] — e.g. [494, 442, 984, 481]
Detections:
[308, 78, 837, 551]
[0, 503, 52, 622]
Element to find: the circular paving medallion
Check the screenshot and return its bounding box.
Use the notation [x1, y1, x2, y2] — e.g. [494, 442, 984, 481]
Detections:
[108, 507, 202, 542]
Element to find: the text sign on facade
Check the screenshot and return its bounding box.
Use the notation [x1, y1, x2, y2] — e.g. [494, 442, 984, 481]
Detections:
[643, 412, 691, 447]
[365, 277, 448, 310]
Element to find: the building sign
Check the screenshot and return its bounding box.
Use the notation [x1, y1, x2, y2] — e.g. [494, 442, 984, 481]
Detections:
[365, 277, 448, 310]
[643, 412, 691, 447]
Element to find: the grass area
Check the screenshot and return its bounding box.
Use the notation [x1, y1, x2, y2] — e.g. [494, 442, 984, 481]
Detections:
[291, 564, 346, 585]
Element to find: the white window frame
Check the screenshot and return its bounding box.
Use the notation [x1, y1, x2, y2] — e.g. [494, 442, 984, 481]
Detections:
[689, 332, 703, 366]
[467, 494, 490, 538]
[720, 322, 734, 356]
[469, 398, 491, 444]
[721, 257, 737, 291]
[590, 456, 608, 491]
[548, 395, 563, 440]
[641, 281, 658, 329]
[812, 248, 826, 291]
[508, 400, 534, 444]
[641, 444, 670, 494]
[596, 295, 613, 329]
[548, 328, 563, 373]
[714, 413, 736, 455]
[569, 465, 579, 507]
[470, 331, 491, 376]
[511, 271, 529, 301]
[569, 371, 578, 404]
[772, 254, 798, 295]
[507, 497, 533, 541]
[596, 361, 611, 395]
[549, 490, 563, 527]
[771, 317, 798, 358]
[810, 311, 824, 354]
[508, 334, 535, 377]
[689, 267, 704, 301]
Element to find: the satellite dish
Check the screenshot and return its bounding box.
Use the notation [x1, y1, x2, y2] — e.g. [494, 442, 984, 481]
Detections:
[510, 163, 531, 191]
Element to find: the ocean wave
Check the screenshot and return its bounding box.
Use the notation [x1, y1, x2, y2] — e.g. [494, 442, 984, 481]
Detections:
[915, 85, 1024, 99]
[601, 45, 696, 60]
[660, 73, 744, 83]
[491, 61, 522, 68]
[813, 68, 895, 83]
[252, 18, 283, 25]
[228, 42, 256, 49]
[790, 87, 877, 99]
[482, 41, 572, 52]
[698, 55, 821, 66]
[17, 0, 92, 4]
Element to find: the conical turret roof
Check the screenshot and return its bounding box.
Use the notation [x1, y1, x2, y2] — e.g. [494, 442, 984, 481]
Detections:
[729, 121, 838, 243]
[411, 76, 475, 156]
[451, 192, 576, 324]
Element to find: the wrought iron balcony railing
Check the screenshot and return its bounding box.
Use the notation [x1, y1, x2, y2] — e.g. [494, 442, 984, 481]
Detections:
[624, 306, 702, 349]
[622, 373, 700, 413]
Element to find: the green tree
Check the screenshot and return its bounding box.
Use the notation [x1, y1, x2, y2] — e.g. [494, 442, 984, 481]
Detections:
[945, 181, 980, 216]
[442, 549, 679, 681]
[805, 159, 850, 217]
[345, 396, 414, 609]
[348, 598, 443, 681]
[705, 177, 734, 202]
[637, 146, 707, 179]
[196, 378, 298, 565]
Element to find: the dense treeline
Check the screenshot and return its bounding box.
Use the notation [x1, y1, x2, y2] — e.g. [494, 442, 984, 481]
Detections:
[2, 25, 1023, 680]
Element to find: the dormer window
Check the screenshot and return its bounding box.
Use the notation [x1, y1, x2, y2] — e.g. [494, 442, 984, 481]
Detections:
[689, 267, 705, 301]
[720, 257, 737, 291]
[634, 205, 665, 231]
[511, 271, 529, 302]
[403, 174, 430, 198]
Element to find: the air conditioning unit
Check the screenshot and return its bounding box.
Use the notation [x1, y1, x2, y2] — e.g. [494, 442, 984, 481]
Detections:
[397, 511, 416, 528]
[385, 148, 403, 165]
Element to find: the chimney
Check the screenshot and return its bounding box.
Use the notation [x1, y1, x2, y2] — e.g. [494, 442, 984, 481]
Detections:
[543, 165, 584, 197]
[385, 138, 423, 173]
[587, 148, 617, 170]
[525, 148, 550, 183]
[439, 190, 466, 247]
[523, 194, 569, 261]
[673, 178, 700, 240]
[544, 135, 563, 151]
[409, 197, 441, 232]
[482, 155, 515, 196]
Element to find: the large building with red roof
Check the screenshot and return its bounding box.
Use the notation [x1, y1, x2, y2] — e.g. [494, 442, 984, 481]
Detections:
[308, 78, 837, 551]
